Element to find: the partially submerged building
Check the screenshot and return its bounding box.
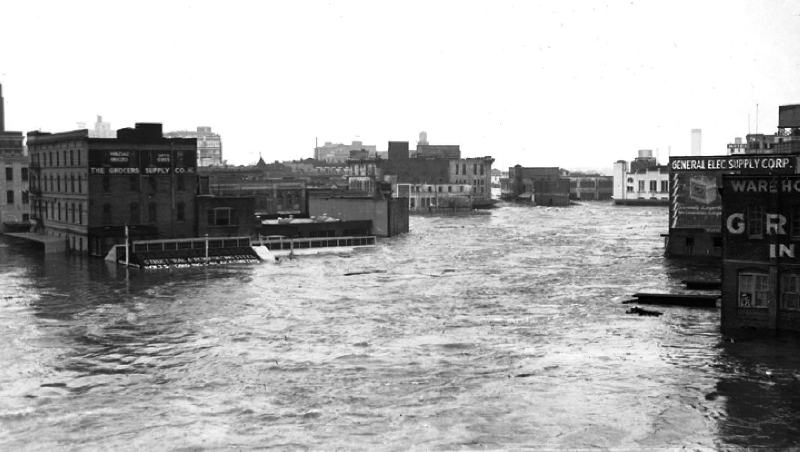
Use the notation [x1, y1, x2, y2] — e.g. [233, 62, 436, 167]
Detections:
[569, 174, 613, 201]
[721, 174, 800, 335]
[27, 123, 199, 255]
[502, 166, 570, 206]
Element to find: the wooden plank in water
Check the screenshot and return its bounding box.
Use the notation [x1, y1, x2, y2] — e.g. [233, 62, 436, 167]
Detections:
[630, 292, 719, 308]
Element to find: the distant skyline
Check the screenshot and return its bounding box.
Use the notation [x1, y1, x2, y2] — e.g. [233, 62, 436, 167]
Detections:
[2, 0, 800, 171]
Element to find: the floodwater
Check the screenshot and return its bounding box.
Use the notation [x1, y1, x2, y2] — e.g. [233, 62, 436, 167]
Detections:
[1, 203, 799, 450]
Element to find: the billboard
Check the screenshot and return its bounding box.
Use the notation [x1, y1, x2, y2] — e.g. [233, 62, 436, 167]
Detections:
[669, 156, 797, 232]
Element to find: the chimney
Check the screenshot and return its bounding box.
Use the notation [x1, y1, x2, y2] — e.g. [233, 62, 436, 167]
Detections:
[0, 83, 5, 132]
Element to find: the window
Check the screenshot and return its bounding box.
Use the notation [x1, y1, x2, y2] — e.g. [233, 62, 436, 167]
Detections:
[78, 204, 83, 225]
[410, 198, 415, 208]
[148, 202, 157, 223]
[207, 207, 233, 226]
[473, 164, 477, 175]
[57, 202, 62, 221]
[102, 203, 111, 224]
[177, 174, 185, 191]
[130, 202, 140, 223]
[77, 150, 81, 166]
[5, 167, 12, 181]
[626, 186, 633, 193]
[448, 186, 452, 193]
[781, 273, 800, 311]
[438, 186, 442, 192]
[102, 175, 110, 192]
[627, 177, 633, 183]
[650, 180, 657, 192]
[427, 186, 432, 193]
[638, 180, 645, 192]
[21, 191, 28, 204]
[78, 176, 83, 193]
[462, 164, 467, 174]
[56, 152, 59, 167]
[480, 165, 484, 175]
[177, 202, 185, 222]
[70, 175, 75, 193]
[70, 203, 75, 223]
[661, 180, 669, 193]
[460, 186, 464, 192]
[747, 205, 765, 238]
[6, 190, 13, 204]
[70, 150, 74, 166]
[738, 272, 770, 308]
[455, 165, 459, 175]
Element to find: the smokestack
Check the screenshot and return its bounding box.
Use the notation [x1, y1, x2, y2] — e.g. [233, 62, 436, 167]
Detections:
[0, 83, 5, 132]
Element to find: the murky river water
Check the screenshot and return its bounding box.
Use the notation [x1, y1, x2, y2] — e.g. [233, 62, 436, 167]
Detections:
[2, 203, 800, 450]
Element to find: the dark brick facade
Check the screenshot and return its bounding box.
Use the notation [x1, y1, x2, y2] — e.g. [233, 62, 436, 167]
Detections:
[721, 174, 800, 335]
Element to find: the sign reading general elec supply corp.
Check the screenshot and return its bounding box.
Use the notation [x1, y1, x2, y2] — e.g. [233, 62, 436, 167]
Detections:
[669, 155, 798, 232]
[670, 156, 795, 172]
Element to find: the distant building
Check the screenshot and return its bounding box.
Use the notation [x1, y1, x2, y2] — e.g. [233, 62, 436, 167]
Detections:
[348, 140, 494, 209]
[735, 106, 800, 155]
[721, 174, 800, 335]
[88, 115, 115, 139]
[568, 174, 613, 201]
[164, 127, 223, 167]
[199, 164, 307, 218]
[308, 191, 408, 237]
[394, 183, 473, 212]
[314, 140, 377, 163]
[449, 157, 494, 206]
[691, 129, 702, 156]
[612, 150, 669, 205]
[727, 137, 746, 155]
[27, 123, 198, 256]
[0, 84, 30, 231]
[503, 166, 570, 206]
[415, 144, 460, 159]
[418, 131, 428, 146]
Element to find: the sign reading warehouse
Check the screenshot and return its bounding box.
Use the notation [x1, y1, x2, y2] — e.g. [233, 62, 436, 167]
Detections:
[669, 155, 797, 232]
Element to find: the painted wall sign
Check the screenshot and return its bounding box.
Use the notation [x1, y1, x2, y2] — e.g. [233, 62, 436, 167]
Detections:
[669, 155, 798, 231]
[670, 156, 794, 172]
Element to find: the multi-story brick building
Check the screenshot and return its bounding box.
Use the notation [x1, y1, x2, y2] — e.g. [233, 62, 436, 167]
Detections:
[27, 123, 197, 256]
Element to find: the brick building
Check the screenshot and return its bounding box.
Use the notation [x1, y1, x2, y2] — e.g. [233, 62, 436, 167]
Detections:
[27, 123, 197, 256]
[349, 141, 494, 209]
[502, 166, 571, 206]
[721, 174, 800, 335]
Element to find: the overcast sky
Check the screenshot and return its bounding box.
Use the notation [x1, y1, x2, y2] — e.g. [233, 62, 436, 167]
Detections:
[2, 0, 800, 171]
